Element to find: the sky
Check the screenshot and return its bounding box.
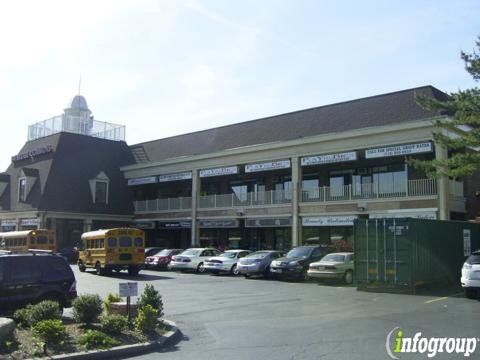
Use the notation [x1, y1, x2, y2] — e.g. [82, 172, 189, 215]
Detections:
[0, 0, 479, 171]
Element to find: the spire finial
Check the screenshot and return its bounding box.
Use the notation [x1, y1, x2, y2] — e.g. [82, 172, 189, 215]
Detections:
[78, 76, 82, 95]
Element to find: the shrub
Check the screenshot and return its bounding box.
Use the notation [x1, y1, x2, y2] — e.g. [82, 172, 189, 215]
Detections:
[134, 304, 159, 333]
[72, 294, 103, 324]
[100, 314, 128, 334]
[137, 284, 164, 317]
[32, 319, 67, 346]
[29, 300, 62, 325]
[104, 293, 122, 314]
[78, 329, 120, 350]
[13, 305, 34, 327]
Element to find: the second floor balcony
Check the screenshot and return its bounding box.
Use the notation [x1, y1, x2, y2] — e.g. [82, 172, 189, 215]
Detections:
[133, 178, 459, 213]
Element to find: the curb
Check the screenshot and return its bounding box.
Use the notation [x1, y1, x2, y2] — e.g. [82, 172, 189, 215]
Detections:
[31, 319, 181, 360]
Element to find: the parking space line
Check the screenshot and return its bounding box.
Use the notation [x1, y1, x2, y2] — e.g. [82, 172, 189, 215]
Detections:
[424, 297, 448, 304]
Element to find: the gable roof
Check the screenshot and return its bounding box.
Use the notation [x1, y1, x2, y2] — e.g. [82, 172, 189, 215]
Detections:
[131, 85, 448, 164]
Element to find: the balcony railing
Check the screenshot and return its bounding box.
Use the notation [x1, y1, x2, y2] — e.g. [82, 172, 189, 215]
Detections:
[301, 179, 438, 203]
[200, 189, 291, 209]
[135, 197, 192, 212]
[133, 179, 439, 213]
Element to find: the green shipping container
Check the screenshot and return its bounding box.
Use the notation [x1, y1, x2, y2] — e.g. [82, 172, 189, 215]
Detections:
[354, 218, 480, 294]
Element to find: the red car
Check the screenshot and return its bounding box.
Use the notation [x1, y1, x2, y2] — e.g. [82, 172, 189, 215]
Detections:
[145, 249, 183, 270]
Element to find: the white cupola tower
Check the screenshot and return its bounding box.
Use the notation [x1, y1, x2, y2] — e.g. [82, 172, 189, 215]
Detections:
[62, 94, 94, 136]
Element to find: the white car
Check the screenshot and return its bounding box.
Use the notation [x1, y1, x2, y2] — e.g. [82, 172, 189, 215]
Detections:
[203, 250, 252, 275]
[461, 250, 480, 299]
[169, 248, 220, 273]
[307, 252, 354, 284]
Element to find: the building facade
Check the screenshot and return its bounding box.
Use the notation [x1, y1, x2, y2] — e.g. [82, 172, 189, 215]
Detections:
[0, 86, 474, 252]
[122, 86, 470, 251]
[0, 96, 133, 249]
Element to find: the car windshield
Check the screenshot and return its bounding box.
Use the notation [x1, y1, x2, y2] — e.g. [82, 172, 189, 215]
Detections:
[155, 249, 171, 256]
[181, 249, 200, 256]
[246, 251, 270, 259]
[466, 253, 480, 264]
[219, 252, 237, 258]
[322, 254, 346, 262]
[286, 247, 312, 258]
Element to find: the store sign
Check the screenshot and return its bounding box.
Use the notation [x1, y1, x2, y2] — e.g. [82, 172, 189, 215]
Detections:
[159, 221, 192, 228]
[245, 160, 291, 173]
[365, 142, 432, 159]
[158, 172, 192, 182]
[302, 216, 357, 227]
[127, 176, 157, 186]
[20, 218, 40, 226]
[199, 219, 239, 228]
[301, 151, 357, 166]
[200, 166, 239, 178]
[369, 211, 437, 220]
[464, 229, 471, 256]
[133, 221, 156, 229]
[1, 219, 17, 227]
[245, 218, 292, 227]
[12, 144, 53, 162]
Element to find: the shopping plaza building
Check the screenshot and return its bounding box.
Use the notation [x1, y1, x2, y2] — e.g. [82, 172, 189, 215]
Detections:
[0, 86, 476, 250]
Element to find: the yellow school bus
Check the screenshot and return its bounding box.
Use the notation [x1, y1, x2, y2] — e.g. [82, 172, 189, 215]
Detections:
[78, 228, 145, 276]
[0, 229, 56, 252]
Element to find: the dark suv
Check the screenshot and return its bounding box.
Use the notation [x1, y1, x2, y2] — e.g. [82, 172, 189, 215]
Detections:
[269, 245, 334, 280]
[0, 252, 77, 314]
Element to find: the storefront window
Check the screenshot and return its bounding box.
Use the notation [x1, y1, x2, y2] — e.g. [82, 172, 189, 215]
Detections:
[372, 164, 407, 196]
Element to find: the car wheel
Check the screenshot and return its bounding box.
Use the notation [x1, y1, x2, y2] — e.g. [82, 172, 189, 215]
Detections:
[344, 270, 353, 284]
[78, 261, 86, 272]
[300, 269, 308, 281]
[245, 274, 251, 279]
[465, 288, 477, 299]
[197, 262, 205, 273]
[95, 262, 104, 276]
[231, 264, 239, 276]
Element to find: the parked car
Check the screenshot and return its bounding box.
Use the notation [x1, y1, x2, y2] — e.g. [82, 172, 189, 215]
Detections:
[461, 250, 480, 299]
[169, 248, 221, 273]
[270, 245, 333, 280]
[203, 250, 252, 275]
[145, 247, 163, 258]
[0, 251, 77, 314]
[237, 250, 284, 278]
[145, 248, 183, 270]
[307, 252, 354, 284]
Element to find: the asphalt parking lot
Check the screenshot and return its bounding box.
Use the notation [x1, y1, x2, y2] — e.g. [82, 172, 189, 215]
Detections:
[73, 267, 480, 360]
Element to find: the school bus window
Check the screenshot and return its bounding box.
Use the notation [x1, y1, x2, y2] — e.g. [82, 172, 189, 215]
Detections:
[134, 237, 143, 247]
[119, 237, 132, 247]
[37, 235, 48, 244]
[99, 239, 104, 248]
[108, 238, 116, 247]
[49, 237, 54, 244]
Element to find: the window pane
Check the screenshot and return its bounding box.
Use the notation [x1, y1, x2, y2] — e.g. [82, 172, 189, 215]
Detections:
[119, 237, 132, 247]
[108, 238, 117, 247]
[19, 178, 26, 201]
[134, 238, 143, 247]
[95, 181, 107, 203]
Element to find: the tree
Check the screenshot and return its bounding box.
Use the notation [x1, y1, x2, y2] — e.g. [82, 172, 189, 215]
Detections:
[410, 37, 480, 179]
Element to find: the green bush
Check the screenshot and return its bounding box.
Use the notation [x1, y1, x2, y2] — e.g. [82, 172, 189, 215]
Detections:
[100, 314, 128, 334]
[13, 305, 34, 327]
[78, 329, 120, 350]
[32, 319, 67, 346]
[72, 294, 103, 324]
[29, 300, 62, 325]
[134, 304, 159, 333]
[104, 293, 122, 314]
[137, 284, 164, 317]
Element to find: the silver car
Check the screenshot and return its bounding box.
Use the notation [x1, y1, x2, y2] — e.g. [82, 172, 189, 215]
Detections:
[237, 250, 283, 278]
[203, 250, 251, 275]
[307, 252, 354, 284]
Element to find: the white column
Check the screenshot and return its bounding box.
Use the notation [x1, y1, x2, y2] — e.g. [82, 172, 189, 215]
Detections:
[191, 170, 200, 247]
[435, 143, 449, 220]
[291, 157, 301, 247]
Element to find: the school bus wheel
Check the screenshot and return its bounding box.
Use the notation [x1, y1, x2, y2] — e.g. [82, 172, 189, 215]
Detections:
[128, 265, 139, 276]
[95, 262, 104, 276]
[78, 261, 86, 272]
